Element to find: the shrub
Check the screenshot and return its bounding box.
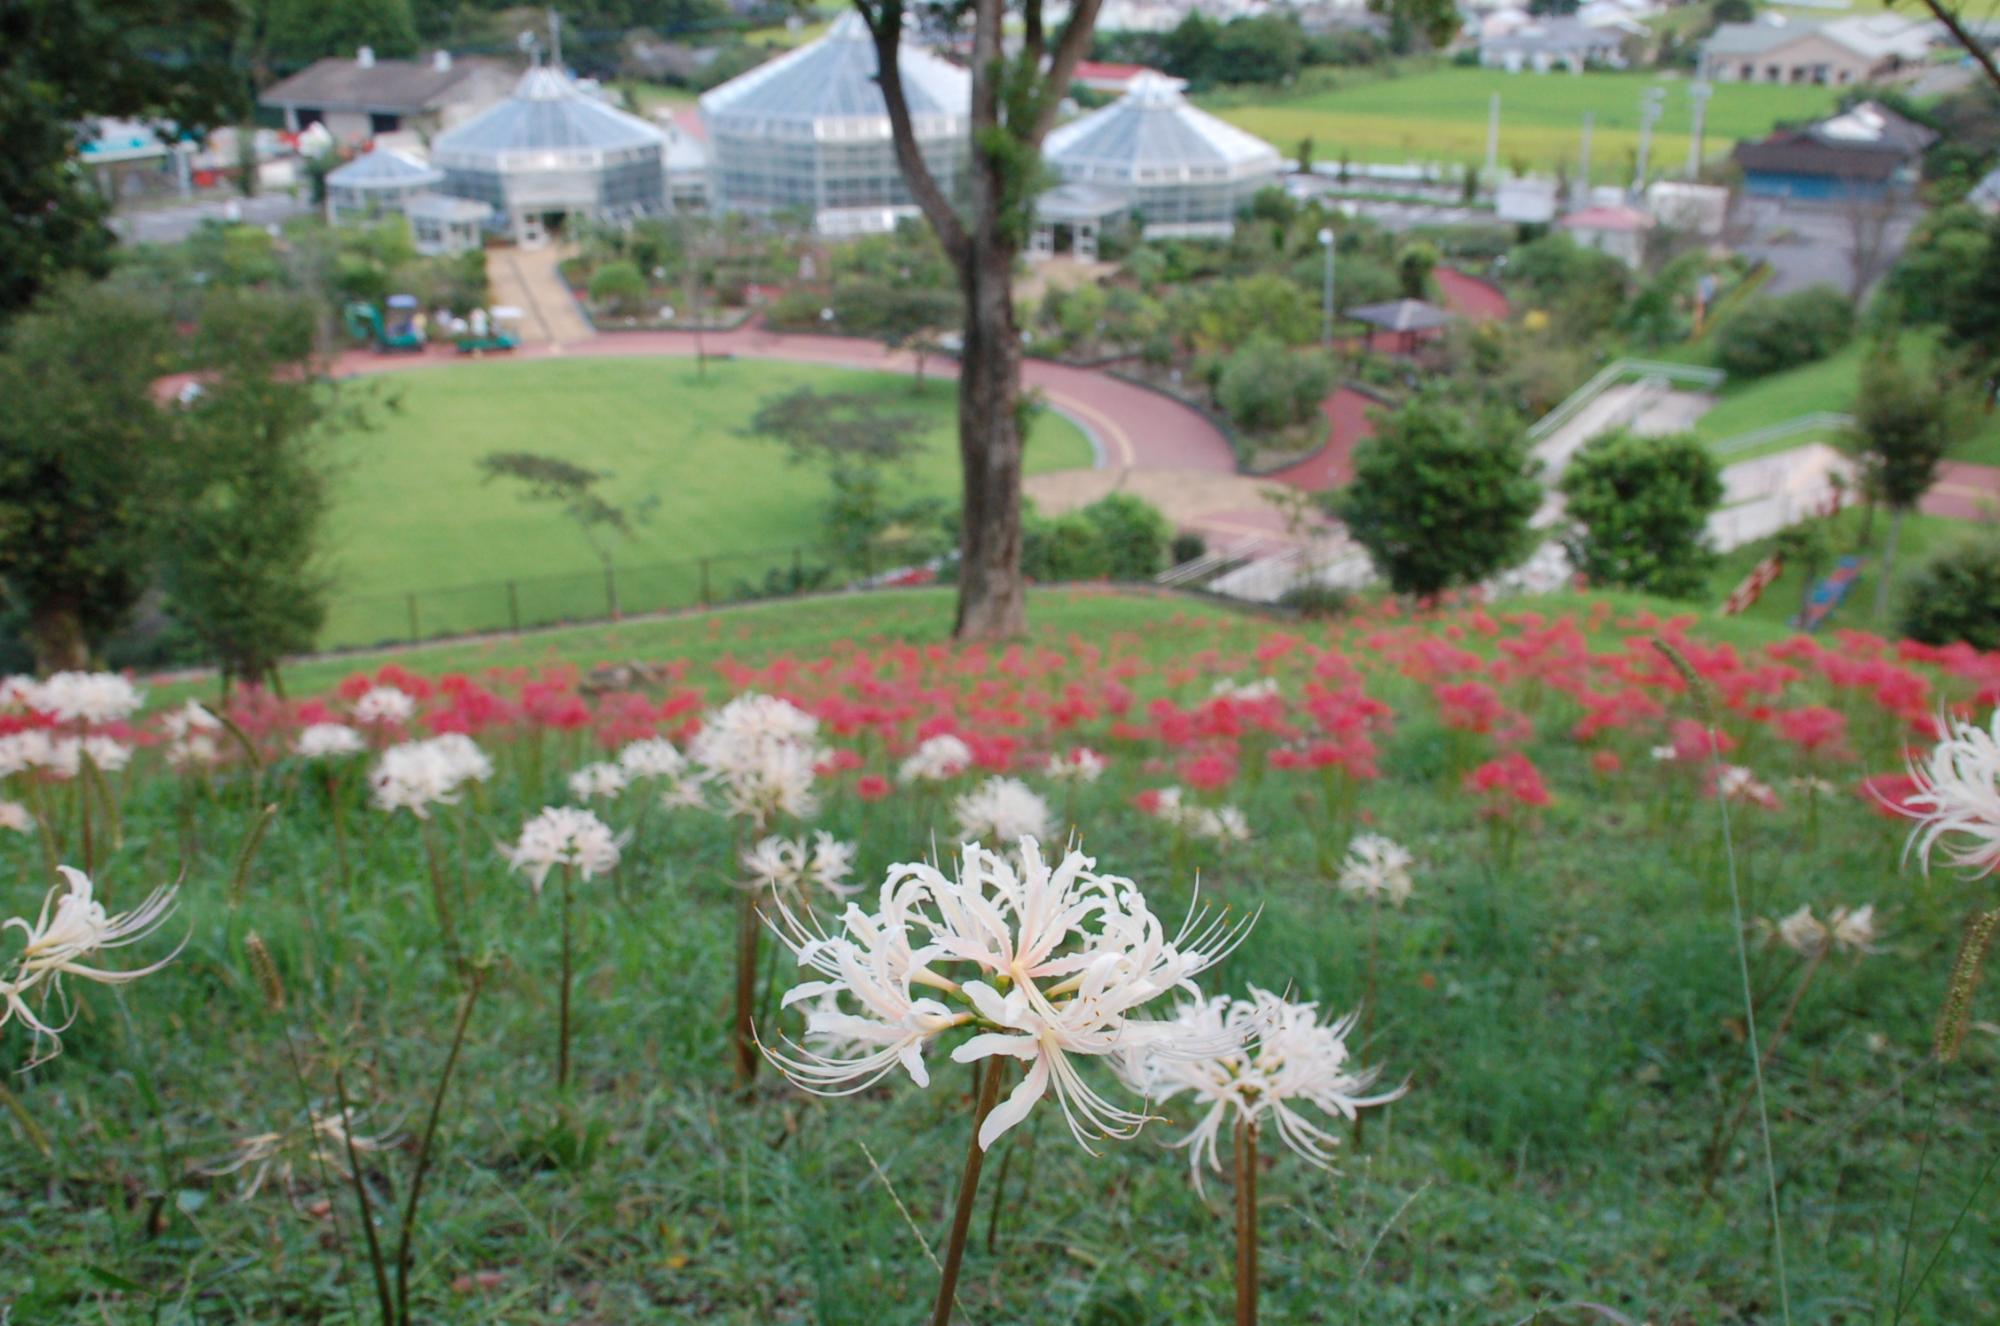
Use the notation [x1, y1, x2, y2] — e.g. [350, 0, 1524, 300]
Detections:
[1557, 430, 1723, 599]
[1279, 581, 1352, 618]
[1713, 286, 1853, 378]
[1215, 335, 1334, 433]
[587, 260, 649, 317]
[1899, 534, 2000, 648]
[1024, 512, 1106, 582]
[1083, 492, 1172, 580]
[1171, 531, 1209, 565]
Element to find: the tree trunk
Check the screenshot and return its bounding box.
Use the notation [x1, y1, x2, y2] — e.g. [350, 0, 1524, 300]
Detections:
[30, 602, 89, 673]
[1873, 506, 1904, 622]
[953, 242, 1028, 642]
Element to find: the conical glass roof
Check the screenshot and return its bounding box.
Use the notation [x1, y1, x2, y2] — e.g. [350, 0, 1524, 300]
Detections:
[700, 12, 968, 134]
[1045, 73, 1280, 177]
[326, 147, 444, 189]
[433, 66, 664, 164]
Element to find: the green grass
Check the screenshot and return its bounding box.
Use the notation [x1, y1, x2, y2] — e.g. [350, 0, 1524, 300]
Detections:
[320, 359, 1091, 650]
[1706, 505, 1972, 628]
[1208, 66, 1838, 183]
[11, 589, 1998, 1323]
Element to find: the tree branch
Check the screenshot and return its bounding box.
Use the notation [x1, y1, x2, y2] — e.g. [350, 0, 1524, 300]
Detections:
[1024, 0, 1046, 72]
[856, 0, 971, 265]
[1911, 0, 2000, 94]
[1031, 0, 1107, 143]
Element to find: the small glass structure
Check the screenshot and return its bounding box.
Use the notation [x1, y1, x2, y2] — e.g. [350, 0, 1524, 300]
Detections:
[431, 66, 667, 245]
[405, 192, 493, 254]
[1039, 73, 1281, 242]
[699, 12, 969, 234]
[325, 147, 445, 224]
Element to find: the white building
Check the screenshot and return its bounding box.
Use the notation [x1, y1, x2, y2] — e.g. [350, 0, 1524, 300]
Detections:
[699, 13, 970, 235]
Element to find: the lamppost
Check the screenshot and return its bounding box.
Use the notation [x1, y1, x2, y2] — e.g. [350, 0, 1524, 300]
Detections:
[1318, 225, 1336, 347]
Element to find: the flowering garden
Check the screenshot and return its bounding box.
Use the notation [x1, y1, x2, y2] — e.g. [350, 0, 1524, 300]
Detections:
[3, 587, 1997, 1323]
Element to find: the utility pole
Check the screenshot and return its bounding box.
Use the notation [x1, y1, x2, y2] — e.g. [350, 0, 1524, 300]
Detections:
[1319, 225, 1336, 346]
[1575, 112, 1593, 210]
[1687, 78, 1714, 179]
[549, 9, 563, 69]
[1634, 87, 1667, 197]
[1485, 92, 1501, 181]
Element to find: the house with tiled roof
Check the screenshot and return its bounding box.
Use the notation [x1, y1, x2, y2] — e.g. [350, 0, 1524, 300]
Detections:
[1701, 14, 1934, 86]
[1732, 100, 1936, 201]
[259, 48, 516, 145]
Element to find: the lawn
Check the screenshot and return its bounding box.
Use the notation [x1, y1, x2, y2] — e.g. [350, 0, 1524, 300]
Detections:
[11, 588, 1999, 1324]
[319, 358, 1091, 650]
[1208, 66, 1837, 182]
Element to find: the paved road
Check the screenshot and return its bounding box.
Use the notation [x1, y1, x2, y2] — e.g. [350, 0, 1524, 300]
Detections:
[1733, 196, 1920, 299]
[111, 193, 309, 245]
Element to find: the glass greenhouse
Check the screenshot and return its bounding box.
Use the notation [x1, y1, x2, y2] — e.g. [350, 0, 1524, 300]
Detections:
[1039, 73, 1282, 242]
[699, 12, 969, 233]
[324, 147, 445, 224]
[431, 66, 667, 245]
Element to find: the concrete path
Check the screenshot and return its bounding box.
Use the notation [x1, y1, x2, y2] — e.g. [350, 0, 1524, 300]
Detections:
[486, 245, 594, 347]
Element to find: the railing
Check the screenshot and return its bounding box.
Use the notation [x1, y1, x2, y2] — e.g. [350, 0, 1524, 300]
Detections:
[1527, 358, 1727, 442]
[1710, 411, 1855, 458]
[315, 539, 935, 655]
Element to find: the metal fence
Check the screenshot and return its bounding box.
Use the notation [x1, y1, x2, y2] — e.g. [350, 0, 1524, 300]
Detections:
[317, 539, 935, 653]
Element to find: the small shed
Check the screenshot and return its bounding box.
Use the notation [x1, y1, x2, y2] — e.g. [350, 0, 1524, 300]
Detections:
[1560, 204, 1651, 268]
[405, 193, 492, 254]
[1346, 299, 1455, 354]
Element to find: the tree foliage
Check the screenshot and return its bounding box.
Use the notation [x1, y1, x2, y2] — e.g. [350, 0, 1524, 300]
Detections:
[1504, 234, 1630, 340]
[0, 280, 172, 670]
[1850, 347, 1966, 513]
[1557, 430, 1723, 599]
[0, 0, 245, 321]
[163, 289, 343, 688]
[1900, 534, 2000, 649]
[477, 452, 650, 573]
[1333, 395, 1541, 597]
[1712, 286, 1854, 379]
[1215, 336, 1334, 433]
[748, 388, 938, 565]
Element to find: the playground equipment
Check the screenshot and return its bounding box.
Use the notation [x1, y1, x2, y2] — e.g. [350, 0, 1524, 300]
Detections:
[1795, 555, 1864, 633]
[342, 295, 427, 354]
[455, 305, 521, 355]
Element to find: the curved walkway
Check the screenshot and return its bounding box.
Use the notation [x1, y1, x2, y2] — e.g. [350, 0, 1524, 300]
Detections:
[1263, 387, 1380, 491]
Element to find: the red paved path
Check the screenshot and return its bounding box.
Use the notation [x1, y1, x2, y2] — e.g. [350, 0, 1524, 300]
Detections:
[1922, 460, 2000, 520]
[318, 322, 1238, 474]
[1263, 387, 1381, 491]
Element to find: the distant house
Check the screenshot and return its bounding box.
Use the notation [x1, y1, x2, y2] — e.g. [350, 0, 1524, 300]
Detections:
[1700, 14, 1933, 86]
[1071, 61, 1164, 95]
[1732, 100, 1936, 201]
[259, 48, 516, 144]
[1478, 18, 1626, 73]
[1560, 204, 1651, 268]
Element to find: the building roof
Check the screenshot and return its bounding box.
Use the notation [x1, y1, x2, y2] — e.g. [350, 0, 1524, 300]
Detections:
[1703, 13, 1934, 63]
[326, 147, 444, 189]
[700, 12, 969, 134]
[1480, 16, 1626, 53]
[1561, 204, 1651, 232]
[1731, 100, 1935, 180]
[1347, 299, 1454, 333]
[1036, 180, 1131, 222]
[404, 192, 492, 221]
[1812, 100, 1935, 153]
[432, 66, 664, 165]
[260, 53, 511, 114]
[1703, 17, 1821, 58]
[1045, 72, 1281, 178]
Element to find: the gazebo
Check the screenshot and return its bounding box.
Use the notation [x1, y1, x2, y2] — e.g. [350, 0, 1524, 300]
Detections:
[1039, 72, 1281, 242]
[431, 65, 667, 246]
[324, 147, 445, 224]
[1345, 298, 1455, 355]
[698, 12, 969, 234]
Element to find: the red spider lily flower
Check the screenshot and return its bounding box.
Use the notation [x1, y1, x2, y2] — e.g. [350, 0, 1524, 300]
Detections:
[1666, 718, 1735, 763]
[1434, 681, 1505, 735]
[1180, 748, 1238, 793]
[1772, 705, 1848, 757]
[1465, 753, 1551, 812]
[1591, 750, 1622, 776]
[855, 774, 892, 802]
[1858, 771, 1924, 818]
[815, 747, 864, 776]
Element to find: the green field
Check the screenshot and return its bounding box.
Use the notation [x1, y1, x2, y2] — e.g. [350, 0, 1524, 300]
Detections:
[1209, 67, 1838, 183]
[320, 359, 1091, 649]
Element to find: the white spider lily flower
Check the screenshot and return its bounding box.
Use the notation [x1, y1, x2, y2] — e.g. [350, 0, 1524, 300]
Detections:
[658, 771, 713, 811]
[1043, 747, 1107, 783]
[764, 837, 1254, 1153]
[160, 702, 224, 769]
[53, 735, 131, 774]
[296, 723, 367, 760]
[690, 693, 821, 827]
[1828, 903, 1881, 953]
[1900, 708, 2000, 878]
[31, 672, 143, 724]
[158, 699, 219, 741]
[899, 734, 974, 784]
[1116, 988, 1404, 1194]
[370, 735, 489, 817]
[1338, 834, 1414, 906]
[1, 866, 182, 1058]
[1772, 905, 1828, 956]
[0, 676, 39, 712]
[0, 801, 33, 833]
[1767, 903, 1880, 958]
[0, 730, 60, 779]
[504, 807, 623, 893]
[952, 776, 1053, 845]
[1211, 677, 1280, 702]
[352, 685, 417, 726]
[1140, 786, 1250, 843]
[567, 761, 629, 801]
[743, 831, 859, 900]
[617, 737, 687, 781]
[1715, 765, 1779, 810]
[196, 1109, 399, 1201]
